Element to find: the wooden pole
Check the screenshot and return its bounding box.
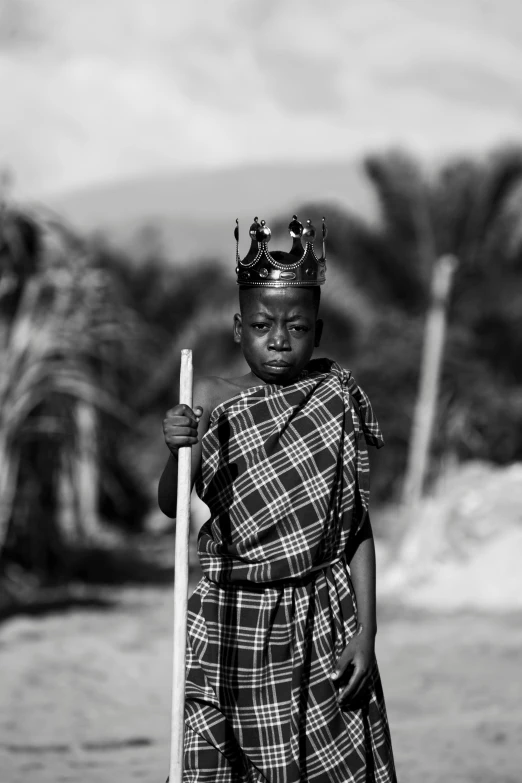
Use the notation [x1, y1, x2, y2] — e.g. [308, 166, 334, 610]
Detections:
[169, 349, 193, 783]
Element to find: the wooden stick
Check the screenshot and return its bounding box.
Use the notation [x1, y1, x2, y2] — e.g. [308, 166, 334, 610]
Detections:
[169, 349, 193, 783]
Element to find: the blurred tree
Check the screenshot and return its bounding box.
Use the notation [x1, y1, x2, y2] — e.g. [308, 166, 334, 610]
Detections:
[0, 210, 151, 584]
[286, 146, 522, 503]
[375, 149, 522, 477]
[93, 236, 241, 417]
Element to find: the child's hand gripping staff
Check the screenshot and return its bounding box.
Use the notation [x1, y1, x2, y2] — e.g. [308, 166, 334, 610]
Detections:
[166, 349, 199, 783]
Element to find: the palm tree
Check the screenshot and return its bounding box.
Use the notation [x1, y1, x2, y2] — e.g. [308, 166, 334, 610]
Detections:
[362, 146, 522, 535]
[0, 207, 150, 584]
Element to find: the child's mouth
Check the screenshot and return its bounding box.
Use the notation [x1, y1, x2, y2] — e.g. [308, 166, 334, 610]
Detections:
[264, 362, 291, 371]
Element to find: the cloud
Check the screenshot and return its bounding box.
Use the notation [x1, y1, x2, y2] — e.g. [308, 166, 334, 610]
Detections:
[1, 0, 522, 197]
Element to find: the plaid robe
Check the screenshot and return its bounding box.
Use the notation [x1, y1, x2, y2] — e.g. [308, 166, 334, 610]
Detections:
[184, 359, 397, 782]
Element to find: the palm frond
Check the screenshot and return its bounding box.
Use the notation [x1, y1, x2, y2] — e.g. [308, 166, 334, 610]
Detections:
[430, 157, 480, 259]
[0, 209, 151, 567]
[433, 146, 522, 268]
[364, 149, 435, 290]
[465, 146, 522, 263]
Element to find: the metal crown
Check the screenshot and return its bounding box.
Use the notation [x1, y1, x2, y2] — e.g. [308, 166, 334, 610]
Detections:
[235, 215, 327, 286]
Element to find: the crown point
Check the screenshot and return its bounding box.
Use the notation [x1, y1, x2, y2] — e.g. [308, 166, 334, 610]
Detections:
[257, 222, 271, 242]
[302, 219, 316, 243]
[236, 210, 327, 286]
[288, 215, 303, 239]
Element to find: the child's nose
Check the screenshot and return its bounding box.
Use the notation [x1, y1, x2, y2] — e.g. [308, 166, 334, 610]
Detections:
[270, 329, 290, 350]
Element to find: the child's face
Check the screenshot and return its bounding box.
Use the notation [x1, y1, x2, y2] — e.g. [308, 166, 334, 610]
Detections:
[234, 286, 323, 385]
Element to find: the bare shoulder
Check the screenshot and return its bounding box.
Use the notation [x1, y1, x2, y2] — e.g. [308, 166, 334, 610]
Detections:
[193, 375, 245, 417]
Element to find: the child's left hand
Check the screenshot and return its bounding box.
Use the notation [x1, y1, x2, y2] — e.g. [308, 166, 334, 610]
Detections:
[330, 626, 376, 704]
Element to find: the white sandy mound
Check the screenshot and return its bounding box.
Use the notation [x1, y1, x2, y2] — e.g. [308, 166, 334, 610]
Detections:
[378, 461, 522, 611]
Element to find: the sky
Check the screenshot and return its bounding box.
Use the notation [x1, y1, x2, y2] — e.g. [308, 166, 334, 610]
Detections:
[1, 0, 522, 199]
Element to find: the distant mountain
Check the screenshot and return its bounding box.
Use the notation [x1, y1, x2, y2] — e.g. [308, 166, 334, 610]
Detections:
[45, 160, 378, 262]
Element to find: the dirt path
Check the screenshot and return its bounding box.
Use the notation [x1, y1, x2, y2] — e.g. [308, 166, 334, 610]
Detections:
[1, 588, 521, 783]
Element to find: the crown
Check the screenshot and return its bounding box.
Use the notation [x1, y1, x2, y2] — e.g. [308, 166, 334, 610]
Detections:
[235, 215, 327, 286]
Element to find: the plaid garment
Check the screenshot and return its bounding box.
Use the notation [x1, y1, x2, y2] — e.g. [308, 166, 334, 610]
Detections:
[184, 359, 397, 783]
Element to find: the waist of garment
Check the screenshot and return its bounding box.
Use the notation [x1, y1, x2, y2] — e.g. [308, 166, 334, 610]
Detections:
[202, 552, 348, 590]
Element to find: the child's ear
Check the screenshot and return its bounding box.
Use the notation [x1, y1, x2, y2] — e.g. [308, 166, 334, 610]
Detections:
[233, 313, 242, 344]
[314, 318, 323, 348]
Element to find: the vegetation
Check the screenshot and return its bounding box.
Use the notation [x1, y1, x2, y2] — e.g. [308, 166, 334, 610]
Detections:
[0, 209, 150, 588]
[1, 144, 522, 590]
[283, 147, 522, 500]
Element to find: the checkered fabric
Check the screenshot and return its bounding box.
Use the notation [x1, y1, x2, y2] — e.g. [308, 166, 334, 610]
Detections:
[184, 359, 396, 782]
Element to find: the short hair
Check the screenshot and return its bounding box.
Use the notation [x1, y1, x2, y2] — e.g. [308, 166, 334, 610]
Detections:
[239, 285, 321, 314]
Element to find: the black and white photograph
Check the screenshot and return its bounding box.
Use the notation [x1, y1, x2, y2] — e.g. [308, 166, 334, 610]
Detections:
[1, 2, 521, 782]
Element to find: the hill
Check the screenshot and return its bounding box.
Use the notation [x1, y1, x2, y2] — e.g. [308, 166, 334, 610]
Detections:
[44, 160, 378, 261]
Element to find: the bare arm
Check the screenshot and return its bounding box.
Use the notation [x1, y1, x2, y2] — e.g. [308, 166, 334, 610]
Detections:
[157, 377, 213, 518]
[331, 513, 377, 703]
[347, 513, 377, 638]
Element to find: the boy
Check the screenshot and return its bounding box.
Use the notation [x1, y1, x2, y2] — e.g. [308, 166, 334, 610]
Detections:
[159, 216, 397, 782]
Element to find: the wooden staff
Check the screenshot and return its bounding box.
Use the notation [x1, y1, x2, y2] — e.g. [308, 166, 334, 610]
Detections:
[169, 349, 193, 783]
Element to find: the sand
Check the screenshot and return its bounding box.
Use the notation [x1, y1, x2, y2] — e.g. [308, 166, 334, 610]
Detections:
[2, 460, 521, 781]
[377, 461, 522, 611]
[1, 587, 521, 783]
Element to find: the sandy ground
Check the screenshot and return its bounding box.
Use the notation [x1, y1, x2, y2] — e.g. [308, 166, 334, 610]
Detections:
[1, 587, 521, 783]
